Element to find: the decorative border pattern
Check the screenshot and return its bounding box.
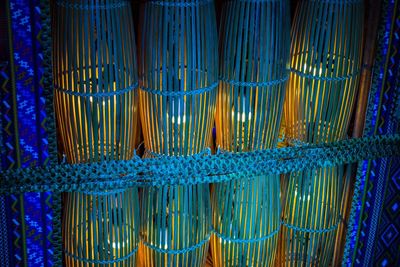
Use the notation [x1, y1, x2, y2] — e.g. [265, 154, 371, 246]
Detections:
[343, 0, 400, 265]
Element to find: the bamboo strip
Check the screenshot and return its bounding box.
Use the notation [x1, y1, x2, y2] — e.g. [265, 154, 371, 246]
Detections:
[52, 1, 141, 266]
[138, 1, 218, 266]
[212, 0, 290, 266]
[280, 0, 364, 266]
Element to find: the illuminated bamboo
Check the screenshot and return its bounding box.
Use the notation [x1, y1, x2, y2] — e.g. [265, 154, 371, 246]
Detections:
[52, 1, 140, 266]
[138, 0, 218, 266]
[212, 0, 290, 266]
[279, 0, 364, 265]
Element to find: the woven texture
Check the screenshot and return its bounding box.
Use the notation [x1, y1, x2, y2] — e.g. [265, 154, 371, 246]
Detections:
[138, 0, 218, 265]
[212, 0, 290, 266]
[1, 0, 400, 266]
[52, 1, 141, 266]
[279, 0, 364, 266]
[1, 134, 399, 193]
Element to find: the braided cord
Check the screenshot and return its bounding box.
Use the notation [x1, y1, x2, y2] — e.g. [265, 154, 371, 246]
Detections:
[145, 147, 212, 158]
[140, 81, 218, 97]
[64, 246, 138, 264]
[1, 135, 399, 194]
[142, 233, 210, 255]
[220, 75, 289, 87]
[282, 218, 341, 234]
[54, 82, 138, 98]
[290, 68, 360, 82]
[149, 0, 212, 7]
[56, 0, 128, 10]
[212, 226, 280, 244]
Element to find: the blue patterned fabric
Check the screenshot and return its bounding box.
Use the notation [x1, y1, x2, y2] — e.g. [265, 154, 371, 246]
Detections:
[0, 0, 53, 266]
[344, 0, 400, 265]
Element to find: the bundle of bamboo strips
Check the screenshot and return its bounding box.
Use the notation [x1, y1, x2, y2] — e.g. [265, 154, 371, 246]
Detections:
[52, 1, 140, 265]
[279, 0, 364, 265]
[138, 0, 218, 266]
[212, 0, 290, 266]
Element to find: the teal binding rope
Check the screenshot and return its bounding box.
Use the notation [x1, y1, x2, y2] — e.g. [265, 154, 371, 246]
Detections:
[150, 0, 212, 7]
[1, 135, 399, 194]
[56, 0, 128, 9]
[145, 147, 212, 158]
[290, 69, 361, 82]
[80, 188, 126, 196]
[220, 75, 289, 87]
[140, 81, 218, 97]
[142, 233, 211, 255]
[54, 82, 138, 97]
[282, 218, 341, 234]
[212, 226, 280, 244]
[64, 246, 138, 264]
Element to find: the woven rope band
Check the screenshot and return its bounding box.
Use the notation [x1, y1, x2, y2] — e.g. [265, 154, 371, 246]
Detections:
[1, 135, 399, 194]
[142, 233, 211, 255]
[145, 147, 212, 158]
[64, 246, 138, 264]
[54, 82, 138, 98]
[56, 0, 128, 10]
[220, 74, 289, 87]
[80, 188, 126, 196]
[150, 0, 212, 7]
[212, 226, 280, 244]
[140, 81, 218, 97]
[290, 68, 360, 82]
[282, 218, 341, 234]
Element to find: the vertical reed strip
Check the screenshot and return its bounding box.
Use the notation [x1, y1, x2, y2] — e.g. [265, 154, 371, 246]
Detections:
[212, 0, 290, 266]
[280, 0, 364, 265]
[52, 1, 140, 266]
[138, 0, 218, 266]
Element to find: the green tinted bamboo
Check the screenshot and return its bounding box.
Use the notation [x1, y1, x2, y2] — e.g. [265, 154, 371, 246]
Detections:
[138, 1, 218, 266]
[52, 1, 140, 266]
[280, 0, 364, 265]
[212, 0, 290, 266]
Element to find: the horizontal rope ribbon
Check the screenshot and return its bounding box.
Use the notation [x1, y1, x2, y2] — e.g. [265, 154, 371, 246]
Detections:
[64, 246, 138, 264]
[56, 0, 128, 9]
[145, 147, 212, 158]
[220, 74, 289, 87]
[142, 233, 211, 255]
[150, 0, 212, 7]
[54, 82, 138, 98]
[80, 188, 127, 196]
[212, 226, 280, 244]
[282, 217, 341, 234]
[140, 81, 218, 97]
[1, 134, 399, 194]
[290, 68, 360, 82]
